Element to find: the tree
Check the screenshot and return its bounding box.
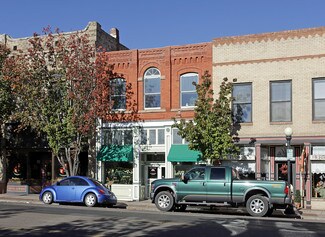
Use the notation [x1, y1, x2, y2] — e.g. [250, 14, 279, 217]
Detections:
[0, 43, 15, 186]
[173, 71, 239, 163]
[4, 27, 139, 177]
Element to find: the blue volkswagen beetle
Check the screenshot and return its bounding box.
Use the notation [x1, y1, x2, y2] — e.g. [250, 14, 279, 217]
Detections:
[39, 176, 117, 207]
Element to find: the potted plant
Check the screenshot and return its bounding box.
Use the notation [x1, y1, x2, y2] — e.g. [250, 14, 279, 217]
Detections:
[294, 190, 302, 208]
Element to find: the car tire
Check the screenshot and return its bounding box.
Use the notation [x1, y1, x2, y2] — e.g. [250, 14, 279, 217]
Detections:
[154, 191, 174, 212]
[84, 193, 97, 207]
[42, 191, 53, 205]
[246, 195, 269, 217]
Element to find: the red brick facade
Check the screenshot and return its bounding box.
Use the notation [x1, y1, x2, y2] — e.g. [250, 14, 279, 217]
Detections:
[105, 43, 212, 121]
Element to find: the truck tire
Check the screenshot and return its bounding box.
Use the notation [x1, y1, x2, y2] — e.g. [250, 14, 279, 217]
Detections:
[246, 195, 269, 217]
[155, 191, 174, 212]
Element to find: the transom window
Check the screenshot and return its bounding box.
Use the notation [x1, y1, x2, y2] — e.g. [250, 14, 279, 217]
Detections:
[141, 128, 165, 145]
[110, 78, 126, 110]
[102, 129, 133, 145]
[232, 83, 252, 123]
[144, 68, 161, 109]
[270, 81, 292, 122]
[180, 73, 198, 107]
[313, 78, 325, 121]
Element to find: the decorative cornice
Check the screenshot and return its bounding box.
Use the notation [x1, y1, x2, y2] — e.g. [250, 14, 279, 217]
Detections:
[214, 53, 325, 66]
[213, 26, 325, 46]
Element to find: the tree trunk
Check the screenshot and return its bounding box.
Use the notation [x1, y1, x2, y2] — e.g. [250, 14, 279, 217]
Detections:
[0, 123, 7, 193]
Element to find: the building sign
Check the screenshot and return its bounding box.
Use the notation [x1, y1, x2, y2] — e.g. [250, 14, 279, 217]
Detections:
[148, 167, 158, 179]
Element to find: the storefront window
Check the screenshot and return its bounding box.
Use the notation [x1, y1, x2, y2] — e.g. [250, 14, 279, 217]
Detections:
[104, 162, 133, 185]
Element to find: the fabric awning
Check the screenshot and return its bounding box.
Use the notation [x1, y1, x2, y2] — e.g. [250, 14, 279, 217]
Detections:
[97, 145, 133, 162]
[167, 144, 202, 162]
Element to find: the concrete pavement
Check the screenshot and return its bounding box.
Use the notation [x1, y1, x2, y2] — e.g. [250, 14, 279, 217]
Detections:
[0, 193, 324, 221]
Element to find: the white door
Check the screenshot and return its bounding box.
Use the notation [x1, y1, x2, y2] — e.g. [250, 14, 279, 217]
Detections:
[146, 165, 165, 198]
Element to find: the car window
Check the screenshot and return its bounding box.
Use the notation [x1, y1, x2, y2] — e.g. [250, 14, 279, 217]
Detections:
[59, 179, 71, 186]
[210, 167, 226, 180]
[186, 167, 205, 180]
[70, 177, 89, 186]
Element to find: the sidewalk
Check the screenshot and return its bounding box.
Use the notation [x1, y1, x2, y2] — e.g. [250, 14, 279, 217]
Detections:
[0, 193, 324, 221]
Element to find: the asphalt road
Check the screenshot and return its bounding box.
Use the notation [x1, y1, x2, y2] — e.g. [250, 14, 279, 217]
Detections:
[0, 202, 324, 237]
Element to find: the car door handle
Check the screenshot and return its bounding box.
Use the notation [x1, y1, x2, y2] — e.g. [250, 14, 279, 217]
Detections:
[202, 182, 207, 186]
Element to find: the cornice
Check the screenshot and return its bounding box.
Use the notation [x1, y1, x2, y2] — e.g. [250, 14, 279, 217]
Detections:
[213, 26, 325, 46]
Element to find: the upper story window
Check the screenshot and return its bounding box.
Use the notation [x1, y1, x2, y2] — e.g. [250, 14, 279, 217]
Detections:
[313, 78, 325, 121]
[110, 78, 126, 110]
[232, 83, 252, 123]
[172, 128, 188, 144]
[270, 81, 292, 122]
[144, 68, 161, 109]
[180, 73, 198, 107]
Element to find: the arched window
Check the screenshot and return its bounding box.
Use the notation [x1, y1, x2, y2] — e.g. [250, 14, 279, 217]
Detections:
[180, 73, 198, 107]
[144, 68, 161, 109]
[110, 78, 126, 110]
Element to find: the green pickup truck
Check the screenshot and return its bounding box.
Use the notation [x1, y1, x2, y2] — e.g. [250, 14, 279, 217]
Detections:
[150, 166, 293, 217]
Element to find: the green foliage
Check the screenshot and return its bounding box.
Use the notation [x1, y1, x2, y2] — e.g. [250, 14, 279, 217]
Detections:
[294, 190, 301, 203]
[0, 44, 14, 124]
[173, 71, 239, 162]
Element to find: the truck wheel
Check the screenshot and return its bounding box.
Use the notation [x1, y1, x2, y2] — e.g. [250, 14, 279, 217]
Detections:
[246, 195, 269, 217]
[155, 191, 174, 212]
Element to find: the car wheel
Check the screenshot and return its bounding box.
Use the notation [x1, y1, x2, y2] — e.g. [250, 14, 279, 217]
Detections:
[84, 193, 97, 207]
[155, 191, 174, 212]
[42, 191, 53, 205]
[246, 195, 269, 217]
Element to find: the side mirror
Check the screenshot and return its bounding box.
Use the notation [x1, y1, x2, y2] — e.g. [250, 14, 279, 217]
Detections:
[56, 182, 60, 186]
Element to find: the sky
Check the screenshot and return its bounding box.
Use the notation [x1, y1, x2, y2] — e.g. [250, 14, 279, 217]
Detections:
[1, 0, 325, 50]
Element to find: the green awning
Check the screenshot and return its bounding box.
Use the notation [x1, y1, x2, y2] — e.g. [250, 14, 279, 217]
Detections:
[167, 144, 202, 162]
[97, 145, 133, 162]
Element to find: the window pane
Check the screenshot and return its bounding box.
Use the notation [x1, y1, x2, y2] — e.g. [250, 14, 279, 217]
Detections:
[271, 102, 291, 121]
[181, 73, 198, 107]
[141, 129, 147, 145]
[149, 129, 156, 144]
[314, 80, 325, 99]
[124, 130, 133, 145]
[145, 94, 160, 108]
[315, 100, 325, 120]
[271, 82, 291, 102]
[233, 84, 251, 103]
[210, 168, 226, 180]
[172, 129, 182, 144]
[158, 129, 165, 144]
[181, 75, 197, 91]
[113, 130, 123, 145]
[182, 92, 197, 107]
[145, 78, 160, 93]
[233, 104, 252, 123]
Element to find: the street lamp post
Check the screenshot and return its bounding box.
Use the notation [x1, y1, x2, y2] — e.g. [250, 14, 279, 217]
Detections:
[284, 127, 293, 186]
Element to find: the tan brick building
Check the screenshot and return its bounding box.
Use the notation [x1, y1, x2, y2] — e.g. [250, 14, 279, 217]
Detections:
[213, 27, 325, 208]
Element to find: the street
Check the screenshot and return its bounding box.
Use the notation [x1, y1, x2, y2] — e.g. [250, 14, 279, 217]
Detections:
[0, 202, 324, 236]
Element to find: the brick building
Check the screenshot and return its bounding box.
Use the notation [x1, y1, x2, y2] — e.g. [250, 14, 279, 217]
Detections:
[97, 43, 212, 200]
[0, 22, 127, 194]
[213, 27, 325, 208]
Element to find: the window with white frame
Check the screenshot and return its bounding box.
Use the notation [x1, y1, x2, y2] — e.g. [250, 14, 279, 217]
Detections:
[141, 128, 165, 145]
[144, 68, 161, 109]
[232, 83, 252, 123]
[270, 81, 292, 122]
[172, 128, 188, 144]
[313, 78, 325, 121]
[110, 78, 126, 110]
[180, 73, 198, 107]
[102, 129, 133, 145]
